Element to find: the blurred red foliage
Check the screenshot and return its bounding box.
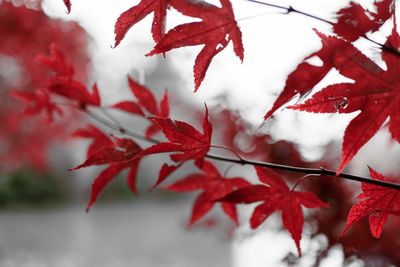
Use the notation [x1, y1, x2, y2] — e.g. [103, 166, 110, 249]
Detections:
[0, 1, 89, 170]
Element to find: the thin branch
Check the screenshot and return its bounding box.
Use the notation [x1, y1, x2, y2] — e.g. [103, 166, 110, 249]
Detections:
[205, 154, 400, 190]
[84, 108, 158, 143]
[99, 107, 124, 130]
[243, 0, 333, 25]
[291, 174, 321, 192]
[83, 106, 400, 191]
[242, 0, 400, 57]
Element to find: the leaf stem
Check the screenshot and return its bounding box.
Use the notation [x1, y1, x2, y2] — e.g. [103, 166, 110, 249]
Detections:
[291, 174, 321, 192]
[223, 163, 236, 177]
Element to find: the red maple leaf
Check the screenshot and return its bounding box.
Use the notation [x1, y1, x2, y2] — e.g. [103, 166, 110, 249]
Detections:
[146, 0, 244, 91]
[133, 104, 212, 166]
[341, 167, 400, 238]
[114, 0, 170, 47]
[290, 20, 400, 173]
[71, 137, 142, 210]
[264, 31, 352, 120]
[38, 46, 101, 107]
[36, 44, 74, 78]
[72, 124, 114, 157]
[11, 89, 63, 123]
[112, 76, 169, 138]
[220, 167, 328, 255]
[165, 161, 250, 226]
[63, 0, 71, 13]
[47, 79, 101, 107]
[333, 0, 393, 41]
[129, 105, 212, 187]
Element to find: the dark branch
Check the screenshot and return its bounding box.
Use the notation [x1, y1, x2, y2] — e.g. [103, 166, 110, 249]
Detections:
[206, 154, 400, 190]
[242, 0, 331, 25]
[84, 106, 400, 191]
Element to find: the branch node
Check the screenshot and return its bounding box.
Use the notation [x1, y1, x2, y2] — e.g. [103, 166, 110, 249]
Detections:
[319, 167, 327, 176]
[287, 5, 295, 14]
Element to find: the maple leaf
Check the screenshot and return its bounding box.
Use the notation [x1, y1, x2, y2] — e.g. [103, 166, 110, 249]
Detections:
[11, 89, 63, 123]
[146, 0, 244, 91]
[290, 20, 400, 173]
[165, 161, 250, 226]
[264, 31, 352, 120]
[72, 124, 114, 157]
[71, 137, 141, 170]
[333, 0, 393, 42]
[70, 137, 142, 210]
[133, 104, 212, 167]
[128, 105, 212, 186]
[220, 167, 328, 255]
[114, 0, 169, 47]
[63, 0, 71, 13]
[37, 46, 101, 107]
[341, 167, 400, 238]
[112, 76, 169, 138]
[47, 79, 101, 107]
[151, 163, 183, 189]
[36, 44, 74, 78]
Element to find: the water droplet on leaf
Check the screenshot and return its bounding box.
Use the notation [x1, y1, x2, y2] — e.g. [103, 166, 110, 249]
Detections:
[334, 97, 349, 111]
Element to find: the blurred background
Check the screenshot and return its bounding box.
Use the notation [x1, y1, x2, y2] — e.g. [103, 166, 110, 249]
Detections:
[1, 0, 400, 266]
